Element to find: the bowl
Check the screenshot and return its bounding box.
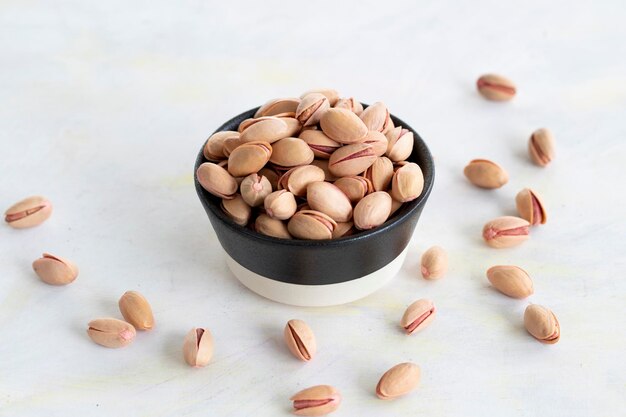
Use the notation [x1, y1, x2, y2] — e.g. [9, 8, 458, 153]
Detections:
[194, 106, 434, 306]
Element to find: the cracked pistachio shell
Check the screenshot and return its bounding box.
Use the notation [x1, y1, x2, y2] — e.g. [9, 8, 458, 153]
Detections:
[299, 129, 341, 159]
[385, 127, 414, 162]
[183, 327, 214, 367]
[477, 74, 517, 101]
[288, 210, 337, 240]
[255, 97, 301, 118]
[332, 221, 355, 239]
[32, 253, 78, 285]
[363, 130, 389, 157]
[328, 143, 377, 178]
[264, 190, 297, 220]
[529, 128, 555, 167]
[353, 191, 392, 230]
[270, 137, 315, 168]
[222, 136, 243, 157]
[360, 102, 392, 133]
[524, 304, 560, 344]
[311, 159, 338, 182]
[319, 108, 368, 144]
[515, 188, 547, 225]
[259, 167, 280, 190]
[464, 159, 508, 189]
[203, 131, 238, 161]
[400, 299, 436, 334]
[221, 194, 252, 226]
[87, 318, 136, 348]
[5, 196, 53, 229]
[240, 173, 273, 207]
[333, 176, 372, 204]
[197, 162, 238, 199]
[486, 265, 534, 298]
[280, 117, 302, 137]
[334, 97, 363, 115]
[300, 88, 340, 106]
[482, 216, 530, 248]
[119, 290, 154, 330]
[240, 117, 290, 144]
[296, 93, 330, 127]
[421, 246, 448, 280]
[365, 156, 394, 192]
[376, 362, 421, 400]
[306, 181, 353, 223]
[279, 165, 326, 197]
[227, 141, 272, 177]
[284, 319, 317, 361]
[390, 162, 424, 202]
[291, 385, 342, 416]
[255, 214, 292, 239]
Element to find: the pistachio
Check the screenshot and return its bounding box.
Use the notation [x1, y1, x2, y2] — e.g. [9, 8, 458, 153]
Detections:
[288, 210, 337, 240]
[307, 181, 353, 222]
[482, 216, 530, 248]
[301, 88, 340, 106]
[227, 141, 272, 177]
[515, 188, 547, 225]
[299, 129, 341, 159]
[196, 162, 238, 199]
[528, 128, 555, 167]
[463, 159, 508, 189]
[376, 362, 421, 400]
[311, 159, 338, 182]
[279, 165, 326, 197]
[385, 127, 414, 162]
[296, 93, 330, 127]
[353, 191, 392, 230]
[264, 190, 297, 220]
[365, 156, 394, 192]
[524, 304, 560, 344]
[221, 194, 252, 226]
[400, 299, 436, 334]
[183, 327, 214, 367]
[87, 318, 136, 348]
[32, 253, 79, 285]
[331, 221, 355, 239]
[5, 196, 53, 229]
[284, 319, 317, 361]
[240, 117, 289, 144]
[333, 176, 372, 204]
[363, 130, 389, 157]
[119, 291, 154, 330]
[280, 117, 303, 137]
[259, 167, 280, 190]
[255, 214, 292, 239]
[420, 246, 448, 280]
[486, 265, 534, 299]
[360, 102, 392, 133]
[334, 97, 363, 115]
[319, 108, 369, 144]
[476, 74, 517, 101]
[328, 143, 377, 177]
[255, 98, 301, 118]
[291, 385, 341, 416]
[270, 137, 315, 168]
[240, 173, 273, 207]
[222, 136, 243, 157]
[390, 162, 424, 202]
[203, 131, 238, 161]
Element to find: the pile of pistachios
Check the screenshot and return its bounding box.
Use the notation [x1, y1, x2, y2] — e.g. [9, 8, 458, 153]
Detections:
[196, 89, 424, 240]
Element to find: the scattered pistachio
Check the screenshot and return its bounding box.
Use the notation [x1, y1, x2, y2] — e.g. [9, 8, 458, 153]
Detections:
[463, 159, 508, 189]
[524, 304, 560, 344]
[476, 74, 516, 101]
[32, 253, 78, 285]
[400, 299, 436, 335]
[482, 216, 530, 248]
[529, 128, 555, 167]
[87, 318, 136, 348]
[515, 188, 547, 225]
[486, 265, 534, 299]
[376, 362, 421, 400]
[420, 246, 448, 280]
[291, 385, 341, 416]
[5, 196, 53, 229]
[183, 327, 214, 367]
[284, 319, 317, 361]
[119, 290, 154, 330]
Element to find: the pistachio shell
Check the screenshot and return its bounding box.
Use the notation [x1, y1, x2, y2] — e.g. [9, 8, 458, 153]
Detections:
[363, 130, 389, 157]
[376, 362, 421, 400]
[255, 214, 292, 239]
[32, 253, 79, 285]
[283, 319, 317, 361]
[515, 188, 547, 225]
[299, 129, 341, 159]
[279, 165, 326, 197]
[87, 318, 136, 348]
[288, 210, 337, 240]
[296, 93, 330, 127]
[4, 196, 53, 229]
[390, 162, 424, 202]
[333, 176, 372, 204]
[464, 159, 508, 189]
[319, 108, 368, 144]
[240, 117, 289, 144]
[385, 127, 414, 162]
[291, 385, 342, 416]
[264, 190, 297, 220]
[240, 173, 273, 207]
[227, 141, 272, 177]
[306, 181, 353, 222]
[486, 265, 534, 298]
[482, 216, 530, 248]
[183, 327, 214, 367]
[353, 191, 392, 230]
[365, 156, 394, 192]
[477, 74, 517, 101]
[328, 143, 377, 177]
[270, 137, 314, 168]
[255, 97, 301, 117]
[203, 131, 238, 161]
[119, 291, 154, 330]
[331, 221, 355, 239]
[400, 299, 436, 334]
[221, 194, 252, 226]
[196, 162, 238, 199]
[420, 246, 448, 280]
[529, 128, 555, 167]
[334, 97, 363, 115]
[300, 88, 340, 106]
[524, 304, 560, 344]
[360, 102, 392, 133]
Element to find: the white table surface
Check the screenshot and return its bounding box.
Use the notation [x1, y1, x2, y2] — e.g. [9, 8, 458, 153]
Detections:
[1, 1, 625, 416]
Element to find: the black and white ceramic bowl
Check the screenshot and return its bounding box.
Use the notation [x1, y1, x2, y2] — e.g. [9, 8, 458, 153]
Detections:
[195, 106, 434, 306]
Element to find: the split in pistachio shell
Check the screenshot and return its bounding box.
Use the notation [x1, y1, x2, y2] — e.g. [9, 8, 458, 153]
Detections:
[360, 102, 392, 133]
[420, 246, 448, 280]
[376, 362, 421, 400]
[310, 159, 338, 182]
[255, 97, 301, 118]
[385, 127, 414, 162]
[196, 162, 238, 199]
[240, 173, 273, 207]
[222, 136, 243, 157]
[264, 190, 297, 220]
[283, 319, 317, 361]
[362, 130, 388, 157]
[332, 221, 355, 239]
[365, 156, 394, 192]
[288, 210, 337, 240]
[353, 191, 392, 230]
[328, 143, 377, 178]
[279, 165, 326, 197]
[515, 188, 547, 225]
[528, 128, 555, 167]
[183, 327, 214, 367]
[255, 214, 292, 239]
[319, 108, 368, 144]
[298, 129, 341, 159]
[482, 216, 530, 248]
[5, 196, 53, 229]
[524, 304, 560, 344]
[221, 194, 252, 226]
[227, 141, 272, 177]
[119, 290, 154, 330]
[240, 117, 290, 144]
[334, 97, 363, 115]
[333, 176, 372, 204]
[203, 131, 238, 161]
[390, 162, 424, 202]
[296, 93, 330, 127]
[270, 137, 315, 168]
[300, 88, 340, 106]
[32, 253, 79, 285]
[400, 299, 436, 334]
[463, 159, 508, 189]
[477, 74, 517, 101]
[87, 318, 136, 348]
[306, 181, 353, 223]
[291, 385, 341, 416]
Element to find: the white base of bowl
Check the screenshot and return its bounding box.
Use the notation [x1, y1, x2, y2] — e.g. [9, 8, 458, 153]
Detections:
[225, 247, 408, 307]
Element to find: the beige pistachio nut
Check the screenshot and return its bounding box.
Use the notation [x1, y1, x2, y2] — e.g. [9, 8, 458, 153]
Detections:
[296, 93, 330, 127]
[529, 128, 555, 167]
[319, 108, 368, 144]
[288, 210, 337, 240]
[264, 190, 297, 220]
[353, 191, 392, 230]
[240, 173, 273, 207]
[463, 159, 509, 189]
[360, 102, 392, 133]
[203, 131, 238, 161]
[328, 143, 377, 177]
[400, 299, 436, 334]
[279, 165, 326, 197]
[87, 318, 136, 348]
[515, 188, 547, 225]
[32, 253, 78, 285]
[334, 97, 363, 115]
[119, 290, 154, 330]
[291, 385, 341, 416]
[255, 97, 301, 118]
[389, 198, 403, 216]
[332, 221, 355, 239]
[227, 141, 272, 177]
[240, 117, 290, 144]
[221, 194, 252, 226]
[300, 88, 340, 106]
[365, 156, 394, 192]
[196, 162, 238, 199]
[284, 319, 317, 361]
[486, 265, 534, 299]
[482, 216, 530, 248]
[306, 181, 353, 223]
[376, 362, 421, 400]
[363, 130, 389, 157]
[270, 137, 315, 168]
[311, 159, 338, 182]
[390, 162, 424, 202]
[259, 167, 280, 190]
[299, 129, 341, 159]
[5, 196, 53, 229]
[524, 304, 560, 344]
[333, 176, 372, 204]
[420, 246, 448, 280]
[476, 74, 517, 101]
[183, 327, 214, 367]
[222, 136, 243, 157]
[255, 214, 292, 239]
[385, 127, 414, 162]
[280, 117, 303, 137]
